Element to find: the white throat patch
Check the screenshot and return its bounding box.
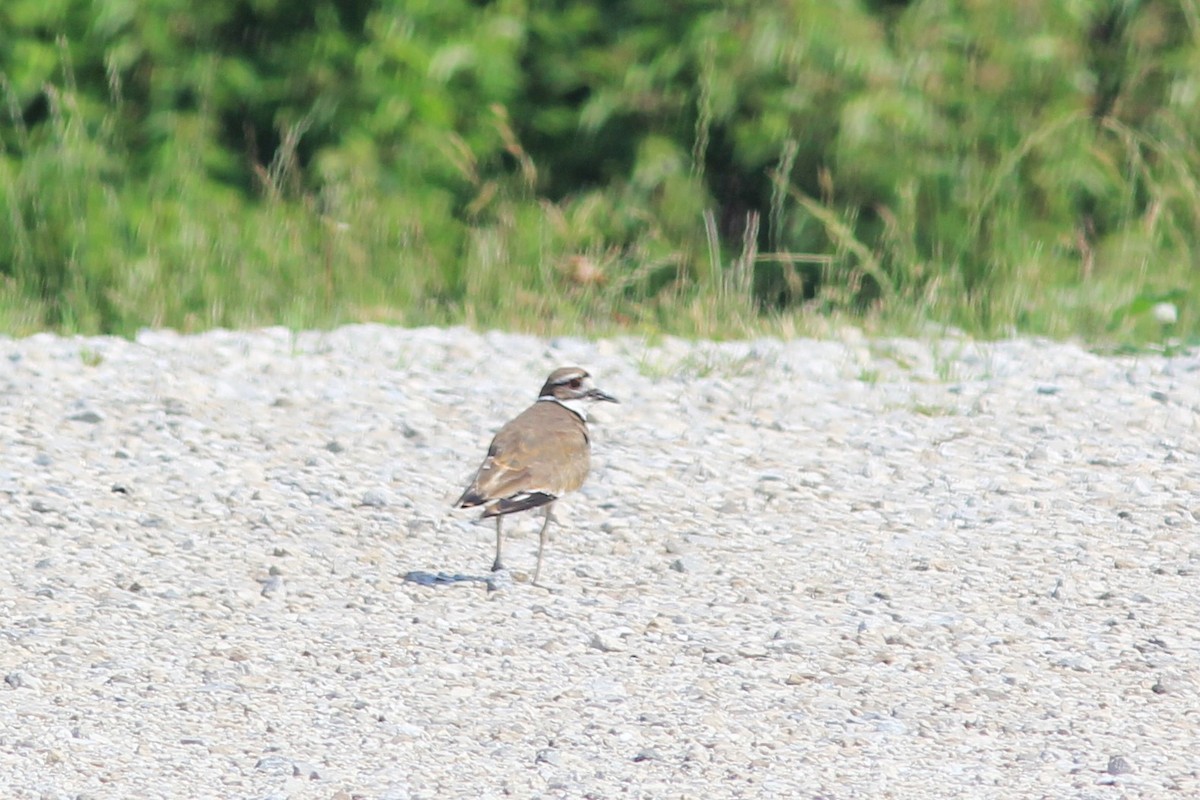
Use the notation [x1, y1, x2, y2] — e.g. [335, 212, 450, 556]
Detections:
[540, 395, 589, 421]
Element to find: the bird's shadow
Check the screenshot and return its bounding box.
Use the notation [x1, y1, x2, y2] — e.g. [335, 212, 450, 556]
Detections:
[402, 569, 524, 592]
[402, 570, 488, 587]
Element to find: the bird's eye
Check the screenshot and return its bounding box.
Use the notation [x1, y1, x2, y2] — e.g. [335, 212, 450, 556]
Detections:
[568, 378, 583, 389]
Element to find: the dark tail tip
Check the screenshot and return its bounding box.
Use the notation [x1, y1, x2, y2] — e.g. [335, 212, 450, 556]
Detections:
[486, 492, 556, 516]
[456, 489, 487, 508]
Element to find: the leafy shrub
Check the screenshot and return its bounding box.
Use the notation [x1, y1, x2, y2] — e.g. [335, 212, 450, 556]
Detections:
[0, 0, 1196, 342]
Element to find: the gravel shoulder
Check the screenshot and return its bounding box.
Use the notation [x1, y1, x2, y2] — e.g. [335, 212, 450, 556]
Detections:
[1, 325, 1198, 799]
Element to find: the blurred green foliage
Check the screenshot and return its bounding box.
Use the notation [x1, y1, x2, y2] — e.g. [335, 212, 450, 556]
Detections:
[0, 0, 1197, 342]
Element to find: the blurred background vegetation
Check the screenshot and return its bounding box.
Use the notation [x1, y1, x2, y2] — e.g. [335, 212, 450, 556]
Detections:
[1, 0, 1196, 345]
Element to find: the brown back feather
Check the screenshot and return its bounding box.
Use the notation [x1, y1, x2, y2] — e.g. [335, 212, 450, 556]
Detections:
[457, 401, 591, 511]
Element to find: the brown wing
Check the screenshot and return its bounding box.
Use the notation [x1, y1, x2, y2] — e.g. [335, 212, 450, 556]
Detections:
[456, 402, 590, 515]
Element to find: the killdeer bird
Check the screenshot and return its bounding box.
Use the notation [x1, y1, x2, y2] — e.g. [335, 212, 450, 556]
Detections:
[456, 366, 618, 583]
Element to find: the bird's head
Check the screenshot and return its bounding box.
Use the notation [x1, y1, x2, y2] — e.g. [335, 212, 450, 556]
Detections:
[539, 366, 619, 411]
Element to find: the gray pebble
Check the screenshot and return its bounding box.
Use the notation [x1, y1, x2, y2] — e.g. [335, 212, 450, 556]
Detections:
[589, 631, 627, 652]
[1106, 755, 1133, 775]
[670, 555, 705, 573]
[259, 574, 286, 598]
[535, 748, 561, 766]
[254, 755, 294, 776]
[5, 671, 41, 690]
[360, 488, 389, 507]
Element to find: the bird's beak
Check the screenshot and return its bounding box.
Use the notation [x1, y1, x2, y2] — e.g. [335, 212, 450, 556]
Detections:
[588, 388, 619, 404]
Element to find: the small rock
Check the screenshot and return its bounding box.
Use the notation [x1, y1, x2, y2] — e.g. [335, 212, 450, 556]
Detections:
[796, 471, 824, 487]
[663, 539, 691, 555]
[260, 574, 285, 598]
[535, 748, 561, 766]
[705, 652, 736, 665]
[1054, 654, 1096, 672]
[360, 489, 388, 508]
[5, 671, 41, 690]
[632, 748, 661, 762]
[670, 555, 705, 573]
[255, 755, 293, 775]
[589, 632, 627, 653]
[600, 519, 629, 534]
[326, 440, 345, 453]
[573, 563, 601, 580]
[1107, 755, 1133, 775]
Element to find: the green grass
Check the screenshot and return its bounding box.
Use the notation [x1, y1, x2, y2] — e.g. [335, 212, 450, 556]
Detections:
[79, 346, 103, 367]
[1, 88, 1193, 347]
[909, 403, 957, 418]
[3, 4, 1199, 348]
[857, 368, 881, 385]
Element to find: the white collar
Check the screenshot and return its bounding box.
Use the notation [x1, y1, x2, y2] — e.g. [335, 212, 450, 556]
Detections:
[538, 395, 588, 421]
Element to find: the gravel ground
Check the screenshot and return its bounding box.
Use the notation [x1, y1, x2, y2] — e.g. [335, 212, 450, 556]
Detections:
[1, 325, 1197, 800]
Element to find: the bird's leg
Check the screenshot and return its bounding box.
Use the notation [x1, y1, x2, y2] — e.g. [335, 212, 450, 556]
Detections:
[491, 516, 505, 572]
[532, 502, 555, 585]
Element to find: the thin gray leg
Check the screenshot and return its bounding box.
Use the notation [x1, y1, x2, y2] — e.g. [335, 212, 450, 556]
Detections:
[532, 502, 555, 585]
[491, 516, 505, 572]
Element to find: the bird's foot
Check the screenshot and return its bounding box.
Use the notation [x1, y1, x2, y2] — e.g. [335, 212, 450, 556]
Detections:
[485, 569, 514, 593]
